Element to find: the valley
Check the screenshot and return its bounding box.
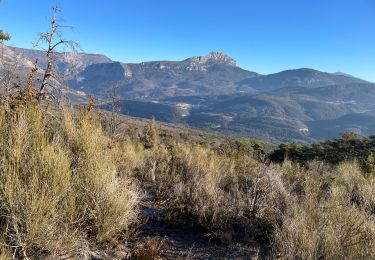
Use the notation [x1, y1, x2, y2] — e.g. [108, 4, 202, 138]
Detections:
[2, 44, 375, 142]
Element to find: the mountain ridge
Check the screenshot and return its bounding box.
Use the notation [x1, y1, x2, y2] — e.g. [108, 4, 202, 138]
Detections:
[3, 45, 374, 142]
[8, 46, 112, 73]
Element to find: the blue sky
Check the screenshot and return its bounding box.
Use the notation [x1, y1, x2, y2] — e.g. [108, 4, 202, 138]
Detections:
[1, 0, 374, 81]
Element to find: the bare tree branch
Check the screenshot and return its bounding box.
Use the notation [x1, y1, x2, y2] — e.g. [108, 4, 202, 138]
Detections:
[36, 6, 80, 96]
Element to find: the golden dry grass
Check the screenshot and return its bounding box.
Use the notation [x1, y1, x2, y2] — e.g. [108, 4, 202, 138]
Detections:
[0, 102, 374, 259]
[0, 105, 139, 259]
[134, 140, 375, 258]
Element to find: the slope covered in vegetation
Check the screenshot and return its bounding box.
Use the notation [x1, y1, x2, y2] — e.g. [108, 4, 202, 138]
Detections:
[0, 91, 374, 259]
[1, 5, 375, 258]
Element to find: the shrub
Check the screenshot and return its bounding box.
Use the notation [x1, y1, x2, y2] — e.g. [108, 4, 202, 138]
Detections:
[162, 144, 291, 243]
[273, 161, 375, 259]
[141, 141, 375, 257]
[141, 118, 158, 149]
[0, 105, 140, 258]
[62, 111, 140, 245]
[115, 138, 145, 178]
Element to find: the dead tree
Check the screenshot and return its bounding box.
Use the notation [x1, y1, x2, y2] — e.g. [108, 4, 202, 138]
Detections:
[35, 6, 79, 96]
[108, 83, 122, 138]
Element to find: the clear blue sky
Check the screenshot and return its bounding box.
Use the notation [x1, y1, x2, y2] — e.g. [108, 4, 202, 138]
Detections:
[1, 0, 374, 81]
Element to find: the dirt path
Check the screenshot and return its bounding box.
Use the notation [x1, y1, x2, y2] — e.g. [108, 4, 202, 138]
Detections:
[135, 194, 261, 260]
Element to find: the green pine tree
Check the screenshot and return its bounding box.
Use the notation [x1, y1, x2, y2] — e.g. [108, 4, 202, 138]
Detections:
[0, 1, 10, 41]
[365, 152, 375, 175]
[141, 118, 158, 149]
[0, 30, 10, 41]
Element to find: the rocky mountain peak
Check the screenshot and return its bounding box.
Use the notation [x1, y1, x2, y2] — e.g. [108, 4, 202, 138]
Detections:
[183, 51, 237, 71]
[205, 51, 237, 66]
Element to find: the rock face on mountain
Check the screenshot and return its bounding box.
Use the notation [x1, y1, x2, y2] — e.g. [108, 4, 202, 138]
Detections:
[70, 52, 259, 99]
[4, 46, 375, 142]
[69, 54, 366, 100]
[183, 51, 237, 69]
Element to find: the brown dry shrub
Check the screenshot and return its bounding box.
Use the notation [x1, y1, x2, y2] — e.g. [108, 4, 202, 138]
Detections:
[131, 236, 167, 260]
[160, 144, 293, 243]
[0, 105, 140, 258]
[274, 162, 375, 259]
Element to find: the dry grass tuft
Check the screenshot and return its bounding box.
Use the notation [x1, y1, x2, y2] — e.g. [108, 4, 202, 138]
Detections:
[131, 236, 167, 260]
[273, 161, 375, 259]
[150, 144, 292, 243]
[132, 140, 375, 257]
[0, 105, 140, 258]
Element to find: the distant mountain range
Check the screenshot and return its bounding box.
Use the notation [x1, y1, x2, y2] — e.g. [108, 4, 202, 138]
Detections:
[8, 46, 112, 73]
[68, 51, 259, 99]
[2, 44, 375, 143]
